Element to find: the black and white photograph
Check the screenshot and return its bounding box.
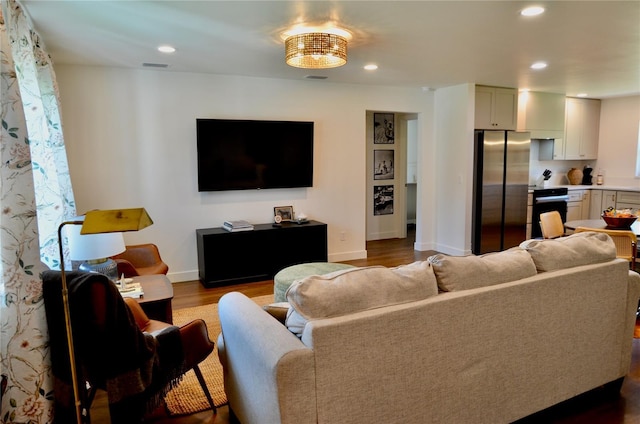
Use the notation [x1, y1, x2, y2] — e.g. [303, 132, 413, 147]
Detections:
[374, 150, 394, 180]
[274, 205, 294, 221]
[373, 113, 394, 144]
[373, 185, 394, 215]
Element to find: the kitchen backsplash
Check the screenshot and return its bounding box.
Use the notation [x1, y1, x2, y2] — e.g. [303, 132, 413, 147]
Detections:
[529, 139, 594, 187]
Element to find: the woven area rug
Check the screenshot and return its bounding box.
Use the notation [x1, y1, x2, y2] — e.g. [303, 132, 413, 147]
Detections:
[164, 293, 275, 416]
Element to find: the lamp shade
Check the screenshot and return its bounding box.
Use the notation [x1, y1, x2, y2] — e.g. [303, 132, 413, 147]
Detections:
[81, 207, 153, 234]
[66, 219, 125, 260]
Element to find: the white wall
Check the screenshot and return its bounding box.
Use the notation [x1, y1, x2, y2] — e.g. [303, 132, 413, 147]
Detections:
[596, 95, 640, 188]
[56, 65, 435, 282]
[428, 84, 475, 256]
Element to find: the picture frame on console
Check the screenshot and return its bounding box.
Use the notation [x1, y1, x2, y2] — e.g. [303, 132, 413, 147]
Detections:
[274, 206, 294, 222]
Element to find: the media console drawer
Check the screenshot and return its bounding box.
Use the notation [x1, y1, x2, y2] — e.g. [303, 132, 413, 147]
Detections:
[196, 220, 328, 287]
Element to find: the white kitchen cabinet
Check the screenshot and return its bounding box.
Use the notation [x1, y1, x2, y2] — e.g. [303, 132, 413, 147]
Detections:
[616, 191, 640, 211]
[602, 190, 617, 211]
[567, 190, 590, 222]
[475, 86, 518, 130]
[589, 189, 603, 218]
[589, 189, 639, 218]
[580, 190, 591, 219]
[566, 203, 582, 222]
[617, 202, 640, 211]
[564, 97, 600, 160]
[517, 91, 566, 136]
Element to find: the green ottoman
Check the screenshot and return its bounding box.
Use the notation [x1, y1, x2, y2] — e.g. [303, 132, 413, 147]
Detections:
[273, 262, 356, 302]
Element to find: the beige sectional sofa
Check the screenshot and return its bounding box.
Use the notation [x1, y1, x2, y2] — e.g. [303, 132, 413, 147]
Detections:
[217, 232, 640, 424]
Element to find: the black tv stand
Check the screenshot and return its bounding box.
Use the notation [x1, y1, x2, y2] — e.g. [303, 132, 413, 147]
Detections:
[196, 220, 328, 288]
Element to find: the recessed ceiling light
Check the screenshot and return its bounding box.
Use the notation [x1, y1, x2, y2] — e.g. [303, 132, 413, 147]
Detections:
[530, 62, 547, 70]
[521, 6, 545, 16]
[576, 93, 588, 97]
[158, 45, 176, 54]
[364, 64, 378, 71]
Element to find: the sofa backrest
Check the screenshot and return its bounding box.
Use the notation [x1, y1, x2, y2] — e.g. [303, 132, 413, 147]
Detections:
[301, 258, 637, 424]
[285, 261, 438, 337]
[427, 247, 537, 292]
[520, 230, 617, 272]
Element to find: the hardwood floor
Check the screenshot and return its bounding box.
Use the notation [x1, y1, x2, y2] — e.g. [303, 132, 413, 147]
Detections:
[91, 233, 640, 423]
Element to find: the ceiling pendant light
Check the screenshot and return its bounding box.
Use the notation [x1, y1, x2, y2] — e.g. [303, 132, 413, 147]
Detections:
[285, 32, 347, 69]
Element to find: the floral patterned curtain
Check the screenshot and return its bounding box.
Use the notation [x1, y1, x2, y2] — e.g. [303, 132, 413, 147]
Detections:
[1, 0, 76, 421]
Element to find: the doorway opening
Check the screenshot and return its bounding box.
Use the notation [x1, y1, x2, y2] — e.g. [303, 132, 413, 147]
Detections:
[366, 111, 419, 245]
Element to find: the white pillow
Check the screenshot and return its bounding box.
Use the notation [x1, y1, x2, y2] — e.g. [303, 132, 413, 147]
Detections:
[428, 248, 537, 292]
[285, 261, 438, 337]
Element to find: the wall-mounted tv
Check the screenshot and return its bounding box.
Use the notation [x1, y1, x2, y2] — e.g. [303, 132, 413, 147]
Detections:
[197, 119, 314, 192]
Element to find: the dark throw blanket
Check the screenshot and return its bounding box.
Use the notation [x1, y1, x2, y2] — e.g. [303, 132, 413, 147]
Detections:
[42, 270, 184, 423]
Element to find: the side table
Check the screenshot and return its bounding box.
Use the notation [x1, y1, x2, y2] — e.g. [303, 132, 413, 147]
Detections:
[132, 274, 174, 323]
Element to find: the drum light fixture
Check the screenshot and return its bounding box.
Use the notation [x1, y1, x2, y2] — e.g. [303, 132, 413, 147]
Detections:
[285, 30, 348, 69]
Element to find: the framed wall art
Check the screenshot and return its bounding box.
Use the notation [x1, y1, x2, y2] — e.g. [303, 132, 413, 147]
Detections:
[374, 150, 394, 180]
[373, 185, 394, 216]
[373, 113, 395, 144]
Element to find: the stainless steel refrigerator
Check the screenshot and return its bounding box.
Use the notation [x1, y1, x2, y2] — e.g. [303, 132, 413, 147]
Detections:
[472, 130, 530, 254]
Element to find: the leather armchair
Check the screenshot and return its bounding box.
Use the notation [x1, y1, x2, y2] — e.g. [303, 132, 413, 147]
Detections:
[124, 298, 216, 413]
[42, 271, 215, 423]
[111, 243, 169, 277]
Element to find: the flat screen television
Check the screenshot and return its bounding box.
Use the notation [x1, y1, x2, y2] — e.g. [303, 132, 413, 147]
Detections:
[197, 119, 314, 192]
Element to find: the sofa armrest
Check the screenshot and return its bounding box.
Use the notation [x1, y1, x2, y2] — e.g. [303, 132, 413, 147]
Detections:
[218, 292, 316, 424]
[621, 270, 640, 372]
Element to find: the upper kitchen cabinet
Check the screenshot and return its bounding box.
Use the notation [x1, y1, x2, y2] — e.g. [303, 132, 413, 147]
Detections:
[517, 91, 565, 138]
[563, 97, 601, 160]
[475, 86, 518, 130]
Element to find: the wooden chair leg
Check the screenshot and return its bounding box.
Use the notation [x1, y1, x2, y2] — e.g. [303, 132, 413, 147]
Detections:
[193, 364, 216, 413]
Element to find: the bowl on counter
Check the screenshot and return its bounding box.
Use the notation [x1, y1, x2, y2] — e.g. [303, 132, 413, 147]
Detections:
[601, 214, 637, 229]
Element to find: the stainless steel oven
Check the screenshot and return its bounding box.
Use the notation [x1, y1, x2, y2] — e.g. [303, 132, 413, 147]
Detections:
[532, 188, 569, 238]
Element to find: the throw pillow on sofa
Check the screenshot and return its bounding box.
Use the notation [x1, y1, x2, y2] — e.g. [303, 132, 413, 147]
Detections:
[285, 261, 438, 337]
[428, 248, 537, 292]
[520, 231, 616, 272]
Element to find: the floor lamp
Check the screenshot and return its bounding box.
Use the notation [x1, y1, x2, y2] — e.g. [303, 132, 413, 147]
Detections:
[56, 208, 153, 423]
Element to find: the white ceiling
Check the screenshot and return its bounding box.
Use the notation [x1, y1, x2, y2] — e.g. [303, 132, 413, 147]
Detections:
[20, 0, 640, 99]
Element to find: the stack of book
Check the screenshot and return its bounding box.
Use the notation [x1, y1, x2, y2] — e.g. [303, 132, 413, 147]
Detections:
[222, 220, 254, 232]
[117, 279, 144, 299]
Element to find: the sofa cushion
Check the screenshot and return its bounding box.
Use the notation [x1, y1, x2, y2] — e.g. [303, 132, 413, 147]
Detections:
[285, 261, 438, 337]
[519, 231, 617, 272]
[428, 248, 537, 292]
